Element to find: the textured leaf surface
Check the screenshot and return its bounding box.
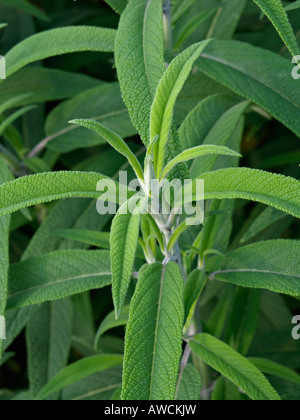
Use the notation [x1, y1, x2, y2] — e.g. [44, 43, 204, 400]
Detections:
[150, 41, 210, 176]
[210, 240, 300, 297]
[0, 158, 12, 356]
[160, 145, 241, 180]
[190, 334, 280, 400]
[253, 0, 300, 57]
[178, 168, 300, 219]
[5, 26, 116, 78]
[198, 40, 300, 138]
[104, 0, 128, 13]
[111, 198, 142, 317]
[37, 354, 123, 400]
[71, 119, 144, 180]
[122, 263, 184, 400]
[0, 171, 118, 216]
[115, 0, 165, 144]
[8, 250, 111, 309]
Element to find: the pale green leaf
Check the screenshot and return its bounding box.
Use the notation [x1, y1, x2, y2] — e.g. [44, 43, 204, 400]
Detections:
[210, 239, 300, 297]
[253, 0, 300, 57]
[150, 40, 210, 177]
[111, 198, 142, 318]
[198, 40, 300, 138]
[122, 263, 184, 400]
[115, 0, 165, 145]
[206, 0, 247, 39]
[36, 354, 123, 401]
[160, 145, 241, 180]
[190, 333, 281, 400]
[0, 158, 12, 356]
[172, 0, 196, 23]
[176, 168, 300, 219]
[0, 171, 125, 217]
[70, 119, 144, 180]
[7, 250, 112, 309]
[5, 26, 116, 78]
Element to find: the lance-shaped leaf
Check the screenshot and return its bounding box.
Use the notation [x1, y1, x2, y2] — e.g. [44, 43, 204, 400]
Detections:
[0, 158, 12, 356]
[115, 0, 165, 145]
[253, 0, 300, 58]
[111, 197, 143, 318]
[150, 40, 210, 177]
[26, 299, 73, 399]
[7, 250, 112, 309]
[36, 354, 123, 400]
[172, 0, 196, 23]
[104, 0, 128, 14]
[210, 239, 300, 297]
[5, 26, 116, 78]
[70, 119, 144, 180]
[122, 263, 184, 400]
[285, 0, 300, 11]
[95, 306, 129, 349]
[190, 334, 281, 400]
[176, 364, 202, 401]
[0, 171, 129, 216]
[0, 0, 50, 21]
[248, 358, 300, 386]
[197, 40, 300, 138]
[160, 145, 241, 180]
[175, 168, 300, 219]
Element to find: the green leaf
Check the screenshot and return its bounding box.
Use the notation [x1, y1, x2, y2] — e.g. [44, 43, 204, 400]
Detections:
[210, 240, 300, 297]
[190, 333, 281, 400]
[5, 26, 116, 78]
[70, 119, 144, 181]
[26, 299, 73, 399]
[95, 306, 129, 350]
[0, 171, 123, 217]
[0, 68, 99, 108]
[115, 0, 165, 145]
[0, 158, 12, 356]
[122, 263, 184, 400]
[36, 354, 123, 401]
[176, 364, 202, 400]
[184, 270, 206, 327]
[197, 40, 300, 138]
[248, 358, 300, 386]
[172, 0, 196, 23]
[0, 0, 50, 22]
[7, 250, 112, 309]
[285, 0, 300, 11]
[177, 168, 300, 219]
[111, 198, 142, 318]
[160, 145, 241, 180]
[0, 23, 8, 30]
[43, 83, 135, 154]
[206, 0, 247, 39]
[150, 40, 210, 177]
[253, 0, 300, 57]
[62, 366, 123, 401]
[241, 207, 287, 243]
[103, 0, 128, 14]
[53, 229, 110, 250]
[0, 104, 36, 137]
